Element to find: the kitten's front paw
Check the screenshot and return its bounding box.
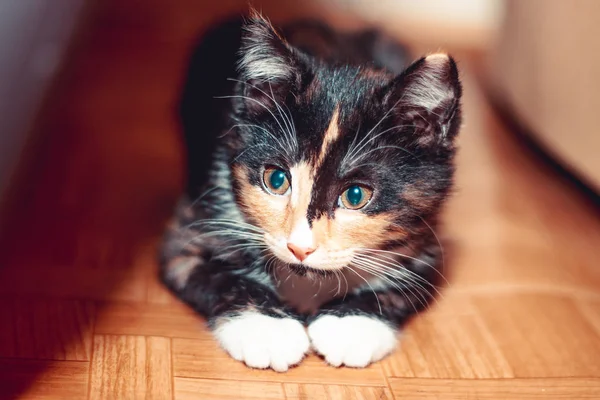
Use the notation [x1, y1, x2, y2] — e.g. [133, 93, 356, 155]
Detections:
[214, 312, 309, 372]
[308, 315, 397, 368]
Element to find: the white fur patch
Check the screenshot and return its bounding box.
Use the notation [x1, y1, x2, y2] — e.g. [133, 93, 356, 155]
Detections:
[403, 53, 454, 111]
[164, 257, 198, 290]
[239, 53, 290, 82]
[214, 312, 310, 372]
[288, 218, 315, 251]
[239, 19, 291, 82]
[308, 315, 397, 367]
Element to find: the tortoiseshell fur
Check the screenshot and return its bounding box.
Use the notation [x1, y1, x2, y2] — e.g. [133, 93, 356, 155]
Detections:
[159, 12, 462, 371]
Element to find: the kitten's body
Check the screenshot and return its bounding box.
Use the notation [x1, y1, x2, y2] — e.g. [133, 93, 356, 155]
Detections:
[160, 13, 461, 371]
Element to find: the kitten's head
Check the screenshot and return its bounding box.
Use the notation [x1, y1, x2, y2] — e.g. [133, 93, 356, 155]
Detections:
[230, 13, 462, 272]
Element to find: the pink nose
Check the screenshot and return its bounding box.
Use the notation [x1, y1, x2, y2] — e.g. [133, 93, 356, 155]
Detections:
[287, 243, 316, 262]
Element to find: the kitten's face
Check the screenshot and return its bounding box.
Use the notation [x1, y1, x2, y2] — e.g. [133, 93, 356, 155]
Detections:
[233, 108, 402, 271]
[230, 16, 462, 272]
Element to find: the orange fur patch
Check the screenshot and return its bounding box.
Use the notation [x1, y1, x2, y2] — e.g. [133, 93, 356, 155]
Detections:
[315, 107, 340, 167]
[313, 210, 405, 252]
[402, 182, 437, 213]
[233, 165, 289, 237]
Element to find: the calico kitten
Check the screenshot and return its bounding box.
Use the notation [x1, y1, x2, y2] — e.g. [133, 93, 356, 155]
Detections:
[160, 11, 462, 372]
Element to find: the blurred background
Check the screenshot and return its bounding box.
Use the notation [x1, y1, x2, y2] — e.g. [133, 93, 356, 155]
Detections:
[0, 1, 598, 399]
[2, 0, 599, 209]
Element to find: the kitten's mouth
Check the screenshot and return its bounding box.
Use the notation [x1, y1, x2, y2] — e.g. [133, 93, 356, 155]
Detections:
[263, 234, 352, 275]
[288, 263, 337, 278]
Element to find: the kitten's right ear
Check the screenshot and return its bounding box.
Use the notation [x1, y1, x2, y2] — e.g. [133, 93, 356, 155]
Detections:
[237, 10, 297, 83]
[385, 53, 462, 149]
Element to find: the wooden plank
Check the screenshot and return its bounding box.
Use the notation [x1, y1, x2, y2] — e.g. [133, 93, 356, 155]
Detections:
[389, 377, 600, 399]
[474, 294, 600, 377]
[89, 335, 172, 400]
[0, 298, 94, 361]
[576, 299, 600, 337]
[174, 378, 284, 400]
[0, 359, 89, 400]
[0, 265, 147, 302]
[172, 338, 387, 387]
[1, 0, 600, 398]
[94, 301, 208, 340]
[284, 383, 393, 400]
[383, 294, 513, 379]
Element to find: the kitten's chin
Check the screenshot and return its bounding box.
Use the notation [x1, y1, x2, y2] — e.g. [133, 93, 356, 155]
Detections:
[287, 263, 338, 278]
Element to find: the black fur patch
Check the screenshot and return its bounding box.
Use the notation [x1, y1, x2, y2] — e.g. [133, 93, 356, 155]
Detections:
[160, 12, 462, 334]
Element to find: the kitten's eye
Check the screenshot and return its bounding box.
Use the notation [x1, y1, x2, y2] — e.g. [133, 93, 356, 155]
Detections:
[263, 167, 290, 195]
[339, 185, 373, 210]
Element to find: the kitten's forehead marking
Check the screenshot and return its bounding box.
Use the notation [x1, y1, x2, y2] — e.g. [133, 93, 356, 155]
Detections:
[289, 162, 315, 244]
[287, 106, 339, 238]
[316, 107, 340, 167]
[290, 162, 313, 209]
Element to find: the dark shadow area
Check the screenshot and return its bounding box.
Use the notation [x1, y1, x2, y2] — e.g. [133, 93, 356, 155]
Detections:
[0, 1, 370, 397]
[0, 1, 475, 396]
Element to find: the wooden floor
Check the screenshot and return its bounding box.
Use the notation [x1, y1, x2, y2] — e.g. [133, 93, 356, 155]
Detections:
[1, 1, 600, 399]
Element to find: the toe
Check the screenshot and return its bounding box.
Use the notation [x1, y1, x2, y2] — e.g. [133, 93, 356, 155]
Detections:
[242, 344, 271, 369]
[267, 346, 294, 373]
[343, 346, 373, 368]
[318, 339, 347, 367]
[325, 353, 344, 367]
[270, 359, 290, 373]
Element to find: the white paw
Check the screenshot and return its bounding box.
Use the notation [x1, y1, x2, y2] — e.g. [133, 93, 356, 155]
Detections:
[214, 312, 310, 372]
[308, 315, 397, 368]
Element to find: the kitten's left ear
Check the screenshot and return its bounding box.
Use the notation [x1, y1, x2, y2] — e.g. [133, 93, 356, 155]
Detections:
[387, 53, 462, 148]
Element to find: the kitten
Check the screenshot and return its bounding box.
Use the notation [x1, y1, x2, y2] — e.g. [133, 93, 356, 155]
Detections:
[160, 11, 462, 372]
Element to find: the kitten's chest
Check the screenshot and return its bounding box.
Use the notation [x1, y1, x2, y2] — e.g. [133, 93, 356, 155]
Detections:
[272, 265, 366, 314]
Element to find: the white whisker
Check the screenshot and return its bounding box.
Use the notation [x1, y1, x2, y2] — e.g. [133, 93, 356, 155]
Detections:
[345, 124, 415, 166]
[340, 270, 349, 300]
[228, 78, 295, 140]
[268, 80, 297, 150]
[354, 258, 439, 311]
[225, 78, 297, 153]
[187, 219, 264, 233]
[332, 269, 342, 296]
[355, 252, 444, 300]
[352, 259, 428, 312]
[359, 247, 449, 287]
[342, 95, 407, 165]
[417, 215, 446, 276]
[345, 265, 382, 315]
[188, 186, 221, 209]
[226, 123, 287, 157]
[352, 262, 421, 313]
[216, 94, 296, 154]
[350, 144, 419, 166]
[231, 142, 278, 164]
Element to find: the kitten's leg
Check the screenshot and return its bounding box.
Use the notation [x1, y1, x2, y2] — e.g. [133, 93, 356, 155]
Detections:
[308, 246, 440, 368]
[159, 205, 309, 372]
